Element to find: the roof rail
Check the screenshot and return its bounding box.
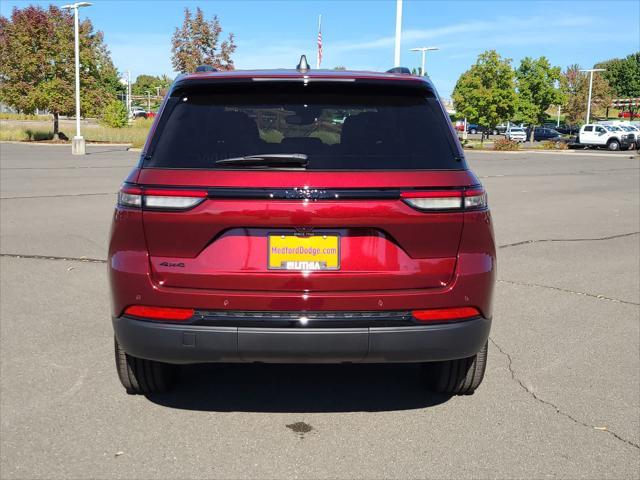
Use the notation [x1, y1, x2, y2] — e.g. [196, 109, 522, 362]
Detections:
[195, 65, 217, 73]
[386, 67, 412, 74]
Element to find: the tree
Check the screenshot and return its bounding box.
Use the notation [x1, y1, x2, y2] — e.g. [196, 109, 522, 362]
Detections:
[100, 99, 127, 128]
[171, 7, 236, 73]
[452, 50, 517, 142]
[515, 56, 563, 143]
[561, 64, 612, 124]
[333, 66, 347, 71]
[132, 74, 172, 96]
[0, 5, 121, 138]
[597, 53, 640, 119]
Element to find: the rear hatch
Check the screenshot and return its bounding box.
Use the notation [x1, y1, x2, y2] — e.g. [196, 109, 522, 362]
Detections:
[135, 77, 478, 293]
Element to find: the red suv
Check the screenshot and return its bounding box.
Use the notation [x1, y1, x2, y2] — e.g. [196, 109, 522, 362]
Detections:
[109, 62, 496, 396]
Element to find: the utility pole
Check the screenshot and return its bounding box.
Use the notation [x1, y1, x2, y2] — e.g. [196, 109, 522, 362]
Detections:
[579, 68, 605, 124]
[62, 2, 92, 155]
[410, 47, 439, 76]
[557, 105, 561, 127]
[146, 91, 151, 113]
[394, 0, 402, 66]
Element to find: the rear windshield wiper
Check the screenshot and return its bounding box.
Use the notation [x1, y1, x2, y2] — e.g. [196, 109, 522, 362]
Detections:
[215, 154, 308, 167]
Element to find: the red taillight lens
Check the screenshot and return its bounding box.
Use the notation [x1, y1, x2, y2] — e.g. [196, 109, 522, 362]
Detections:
[124, 305, 195, 321]
[118, 185, 142, 208]
[412, 307, 481, 322]
[117, 185, 206, 211]
[464, 188, 487, 210]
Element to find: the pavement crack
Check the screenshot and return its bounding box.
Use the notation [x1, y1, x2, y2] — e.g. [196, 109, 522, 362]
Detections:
[489, 337, 640, 450]
[0, 253, 106, 263]
[498, 232, 639, 250]
[497, 279, 639, 306]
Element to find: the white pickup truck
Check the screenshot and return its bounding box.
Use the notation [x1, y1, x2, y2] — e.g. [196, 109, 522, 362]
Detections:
[575, 124, 634, 151]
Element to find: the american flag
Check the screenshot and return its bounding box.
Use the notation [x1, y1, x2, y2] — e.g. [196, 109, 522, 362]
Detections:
[317, 15, 323, 68]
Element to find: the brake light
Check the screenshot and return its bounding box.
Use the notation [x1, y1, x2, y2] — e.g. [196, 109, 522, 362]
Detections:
[412, 307, 481, 322]
[117, 185, 206, 210]
[401, 188, 487, 211]
[124, 305, 195, 321]
[464, 188, 488, 209]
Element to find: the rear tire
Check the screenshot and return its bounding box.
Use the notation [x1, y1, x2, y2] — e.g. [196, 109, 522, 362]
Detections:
[114, 337, 177, 394]
[422, 341, 488, 395]
[470, 128, 477, 134]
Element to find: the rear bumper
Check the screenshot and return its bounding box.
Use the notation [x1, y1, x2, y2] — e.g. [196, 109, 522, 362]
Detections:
[113, 315, 491, 364]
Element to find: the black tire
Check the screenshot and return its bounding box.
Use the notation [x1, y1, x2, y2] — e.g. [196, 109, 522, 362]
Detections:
[470, 129, 477, 134]
[114, 337, 176, 394]
[492, 129, 498, 135]
[422, 341, 488, 395]
[607, 139, 620, 151]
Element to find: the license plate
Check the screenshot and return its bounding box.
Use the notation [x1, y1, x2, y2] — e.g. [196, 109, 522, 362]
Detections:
[268, 234, 340, 270]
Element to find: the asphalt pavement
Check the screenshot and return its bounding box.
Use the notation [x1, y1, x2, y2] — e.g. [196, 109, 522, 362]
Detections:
[1, 143, 638, 479]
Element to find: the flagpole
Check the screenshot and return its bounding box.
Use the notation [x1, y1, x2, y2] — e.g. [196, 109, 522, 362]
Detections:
[317, 14, 322, 69]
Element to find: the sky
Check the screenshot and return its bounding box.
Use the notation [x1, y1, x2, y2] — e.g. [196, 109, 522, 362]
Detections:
[2, 0, 639, 98]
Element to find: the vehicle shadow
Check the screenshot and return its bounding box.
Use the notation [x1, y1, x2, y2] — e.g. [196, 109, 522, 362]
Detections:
[146, 363, 452, 413]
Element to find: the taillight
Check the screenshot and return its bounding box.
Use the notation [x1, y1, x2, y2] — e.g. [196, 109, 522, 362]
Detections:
[412, 307, 481, 322]
[401, 187, 487, 211]
[117, 185, 206, 211]
[124, 305, 194, 321]
[463, 188, 488, 209]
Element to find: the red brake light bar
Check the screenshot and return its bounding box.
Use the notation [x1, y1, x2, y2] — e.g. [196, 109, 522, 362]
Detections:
[412, 307, 481, 322]
[124, 305, 195, 321]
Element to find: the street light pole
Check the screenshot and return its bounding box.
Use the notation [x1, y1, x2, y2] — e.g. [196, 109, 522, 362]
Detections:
[62, 2, 92, 155]
[394, 0, 402, 66]
[410, 47, 439, 76]
[579, 68, 605, 124]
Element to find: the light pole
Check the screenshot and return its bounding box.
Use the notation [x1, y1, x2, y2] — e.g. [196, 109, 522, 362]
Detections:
[394, 0, 403, 66]
[62, 2, 92, 155]
[579, 68, 605, 124]
[410, 47, 439, 76]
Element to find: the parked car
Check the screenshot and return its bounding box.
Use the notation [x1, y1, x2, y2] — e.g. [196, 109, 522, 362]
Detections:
[505, 126, 527, 142]
[555, 124, 580, 135]
[614, 124, 640, 149]
[492, 124, 509, 135]
[527, 127, 563, 142]
[575, 124, 633, 151]
[466, 123, 488, 134]
[130, 106, 147, 119]
[109, 61, 496, 396]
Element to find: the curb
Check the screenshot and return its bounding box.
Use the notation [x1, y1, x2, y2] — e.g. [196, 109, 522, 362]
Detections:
[0, 140, 133, 147]
[465, 149, 639, 158]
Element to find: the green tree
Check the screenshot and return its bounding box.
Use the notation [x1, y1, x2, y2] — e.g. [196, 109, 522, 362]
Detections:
[515, 56, 563, 143]
[132, 74, 172, 96]
[452, 50, 517, 142]
[0, 5, 122, 138]
[597, 53, 640, 119]
[561, 64, 612, 124]
[171, 7, 236, 73]
[99, 99, 127, 128]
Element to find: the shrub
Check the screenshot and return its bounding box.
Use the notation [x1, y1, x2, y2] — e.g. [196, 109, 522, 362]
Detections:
[100, 100, 128, 128]
[542, 140, 568, 150]
[493, 138, 520, 151]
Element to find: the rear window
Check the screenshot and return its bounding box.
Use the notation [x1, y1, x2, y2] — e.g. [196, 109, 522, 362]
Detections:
[144, 82, 461, 170]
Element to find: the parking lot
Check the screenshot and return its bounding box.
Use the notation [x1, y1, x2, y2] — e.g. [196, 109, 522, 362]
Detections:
[1, 143, 638, 479]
